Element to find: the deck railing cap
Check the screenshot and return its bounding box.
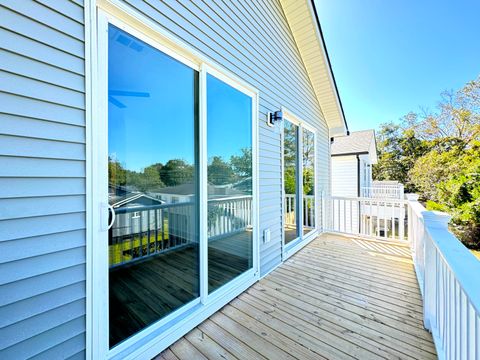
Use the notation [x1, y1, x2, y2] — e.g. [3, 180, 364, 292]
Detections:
[422, 210, 451, 229]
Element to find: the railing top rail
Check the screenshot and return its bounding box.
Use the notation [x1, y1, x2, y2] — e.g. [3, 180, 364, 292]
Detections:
[208, 195, 252, 203]
[422, 212, 480, 314]
[330, 195, 406, 205]
[407, 197, 480, 314]
[113, 196, 252, 214]
[113, 201, 195, 214]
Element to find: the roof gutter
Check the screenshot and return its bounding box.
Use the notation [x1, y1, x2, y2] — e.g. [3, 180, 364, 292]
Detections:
[309, 0, 349, 134]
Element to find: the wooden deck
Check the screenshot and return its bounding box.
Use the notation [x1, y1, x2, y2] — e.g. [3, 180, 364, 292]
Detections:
[156, 233, 437, 360]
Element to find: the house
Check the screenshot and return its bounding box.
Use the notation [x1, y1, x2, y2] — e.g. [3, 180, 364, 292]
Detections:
[329, 130, 407, 239]
[0, 0, 348, 358]
[330, 129, 377, 198]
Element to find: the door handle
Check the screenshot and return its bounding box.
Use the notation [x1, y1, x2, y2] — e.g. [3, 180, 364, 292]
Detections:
[107, 204, 116, 230]
[101, 203, 116, 231]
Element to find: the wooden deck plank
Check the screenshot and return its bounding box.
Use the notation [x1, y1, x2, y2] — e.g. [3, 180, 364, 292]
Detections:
[157, 233, 436, 359]
[184, 328, 238, 360]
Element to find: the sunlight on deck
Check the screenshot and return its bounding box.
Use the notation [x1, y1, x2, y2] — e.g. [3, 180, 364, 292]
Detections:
[156, 233, 436, 360]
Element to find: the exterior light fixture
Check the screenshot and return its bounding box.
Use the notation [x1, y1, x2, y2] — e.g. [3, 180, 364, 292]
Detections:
[266, 111, 283, 127]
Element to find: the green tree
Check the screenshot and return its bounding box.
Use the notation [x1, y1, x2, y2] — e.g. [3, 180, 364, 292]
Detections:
[160, 159, 194, 186]
[208, 156, 234, 185]
[230, 148, 252, 179]
[373, 123, 428, 192]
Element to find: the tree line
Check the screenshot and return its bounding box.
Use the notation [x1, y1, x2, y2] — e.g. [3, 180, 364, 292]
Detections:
[109, 148, 252, 192]
[373, 76, 480, 248]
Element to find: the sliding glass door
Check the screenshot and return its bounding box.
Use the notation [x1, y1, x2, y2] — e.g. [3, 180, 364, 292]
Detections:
[283, 117, 316, 249]
[107, 24, 200, 347]
[100, 20, 257, 352]
[206, 74, 253, 293]
[283, 120, 300, 244]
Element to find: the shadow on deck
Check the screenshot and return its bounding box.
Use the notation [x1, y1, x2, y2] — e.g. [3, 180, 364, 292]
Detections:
[156, 233, 436, 360]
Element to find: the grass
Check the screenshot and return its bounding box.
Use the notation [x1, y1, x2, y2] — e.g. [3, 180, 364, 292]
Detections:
[110, 220, 170, 266]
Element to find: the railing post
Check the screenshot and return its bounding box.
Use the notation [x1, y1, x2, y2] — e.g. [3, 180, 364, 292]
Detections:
[422, 211, 451, 332]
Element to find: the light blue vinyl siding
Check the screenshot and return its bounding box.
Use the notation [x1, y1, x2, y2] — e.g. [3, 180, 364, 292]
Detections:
[0, 0, 331, 357]
[0, 0, 86, 358]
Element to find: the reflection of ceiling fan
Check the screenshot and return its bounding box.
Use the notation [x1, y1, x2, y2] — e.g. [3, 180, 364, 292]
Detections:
[109, 89, 150, 108]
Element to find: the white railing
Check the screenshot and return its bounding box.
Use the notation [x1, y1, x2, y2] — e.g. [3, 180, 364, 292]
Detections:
[285, 194, 315, 229]
[407, 195, 480, 360]
[110, 196, 252, 267]
[361, 183, 404, 199]
[208, 195, 252, 239]
[326, 195, 406, 242]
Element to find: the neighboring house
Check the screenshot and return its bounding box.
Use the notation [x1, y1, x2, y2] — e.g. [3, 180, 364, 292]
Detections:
[330, 129, 377, 197]
[0, 1, 348, 359]
[330, 131, 406, 239]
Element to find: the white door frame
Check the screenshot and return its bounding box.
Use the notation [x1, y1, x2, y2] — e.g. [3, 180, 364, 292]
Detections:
[86, 2, 260, 359]
[281, 108, 319, 260]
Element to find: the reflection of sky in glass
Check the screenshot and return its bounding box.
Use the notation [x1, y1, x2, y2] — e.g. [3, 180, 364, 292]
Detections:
[207, 74, 252, 164]
[108, 25, 197, 172]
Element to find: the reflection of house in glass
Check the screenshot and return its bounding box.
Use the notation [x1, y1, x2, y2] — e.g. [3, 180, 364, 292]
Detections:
[108, 181, 253, 268]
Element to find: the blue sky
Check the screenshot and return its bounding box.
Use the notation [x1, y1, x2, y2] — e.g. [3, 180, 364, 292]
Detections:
[108, 25, 251, 172]
[315, 0, 480, 132]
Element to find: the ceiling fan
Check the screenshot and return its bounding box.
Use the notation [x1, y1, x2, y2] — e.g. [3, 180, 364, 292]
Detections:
[109, 89, 150, 108]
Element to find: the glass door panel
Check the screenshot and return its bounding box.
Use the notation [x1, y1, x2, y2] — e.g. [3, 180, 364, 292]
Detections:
[107, 25, 199, 347]
[206, 74, 253, 293]
[283, 120, 300, 244]
[302, 128, 315, 235]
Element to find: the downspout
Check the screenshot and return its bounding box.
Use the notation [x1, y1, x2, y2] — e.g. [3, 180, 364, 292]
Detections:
[356, 155, 360, 197]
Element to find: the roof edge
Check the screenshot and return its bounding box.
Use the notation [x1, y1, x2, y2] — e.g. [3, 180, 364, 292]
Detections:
[309, 0, 349, 134]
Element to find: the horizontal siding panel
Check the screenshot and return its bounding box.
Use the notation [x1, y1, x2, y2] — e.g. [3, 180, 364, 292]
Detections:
[0, 301, 85, 353]
[34, 0, 84, 24]
[0, 212, 85, 242]
[0, 49, 84, 92]
[0, 5, 84, 57]
[0, 28, 84, 75]
[0, 156, 85, 178]
[0, 71, 84, 110]
[0, 282, 85, 328]
[0, 317, 85, 360]
[0, 247, 85, 285]
[0, 230, 86, 263]
[0, 92, 85, 126]
[0, 0, 84, 40]
[0, 265, 85, 307]
[0, 195, 85, 220]
[0, 114, 85, 143]
[34, 333, 86, 360]
[0, 178, 85, 199]
[0, 135, 85, 160]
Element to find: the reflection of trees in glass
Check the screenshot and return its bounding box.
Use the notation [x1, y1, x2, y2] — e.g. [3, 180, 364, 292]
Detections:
[231, 148, 252, 178]
[160, 159, 194, 186]
[303, 129, 315, 196]
[108, 157, 194, 192]
[109, 147, 253, 192]
[208, 156, 235, 185]
[284, 121, 297, 196]
[208, 148, 252, 186]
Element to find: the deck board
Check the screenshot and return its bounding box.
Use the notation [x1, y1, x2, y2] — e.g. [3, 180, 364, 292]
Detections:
[156, 233, 436, 359]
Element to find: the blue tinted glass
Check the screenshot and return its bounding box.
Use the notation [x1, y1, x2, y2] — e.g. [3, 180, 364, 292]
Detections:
[107, 24, 199, 348]
[206, 74, 253, 293]
[284, 120, 299, 244]
[303, 128, 315, 234]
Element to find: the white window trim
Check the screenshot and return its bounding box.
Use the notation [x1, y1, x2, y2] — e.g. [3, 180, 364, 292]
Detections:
[281, 108, 319, 260]
[86, 2, 260, 359]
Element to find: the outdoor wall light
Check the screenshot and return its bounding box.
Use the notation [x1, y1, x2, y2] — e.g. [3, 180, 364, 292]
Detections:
[266, 111, 283, 127]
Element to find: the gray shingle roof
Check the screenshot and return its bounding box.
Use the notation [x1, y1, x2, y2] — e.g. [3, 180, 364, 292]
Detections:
[331, 129, 375, 155]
